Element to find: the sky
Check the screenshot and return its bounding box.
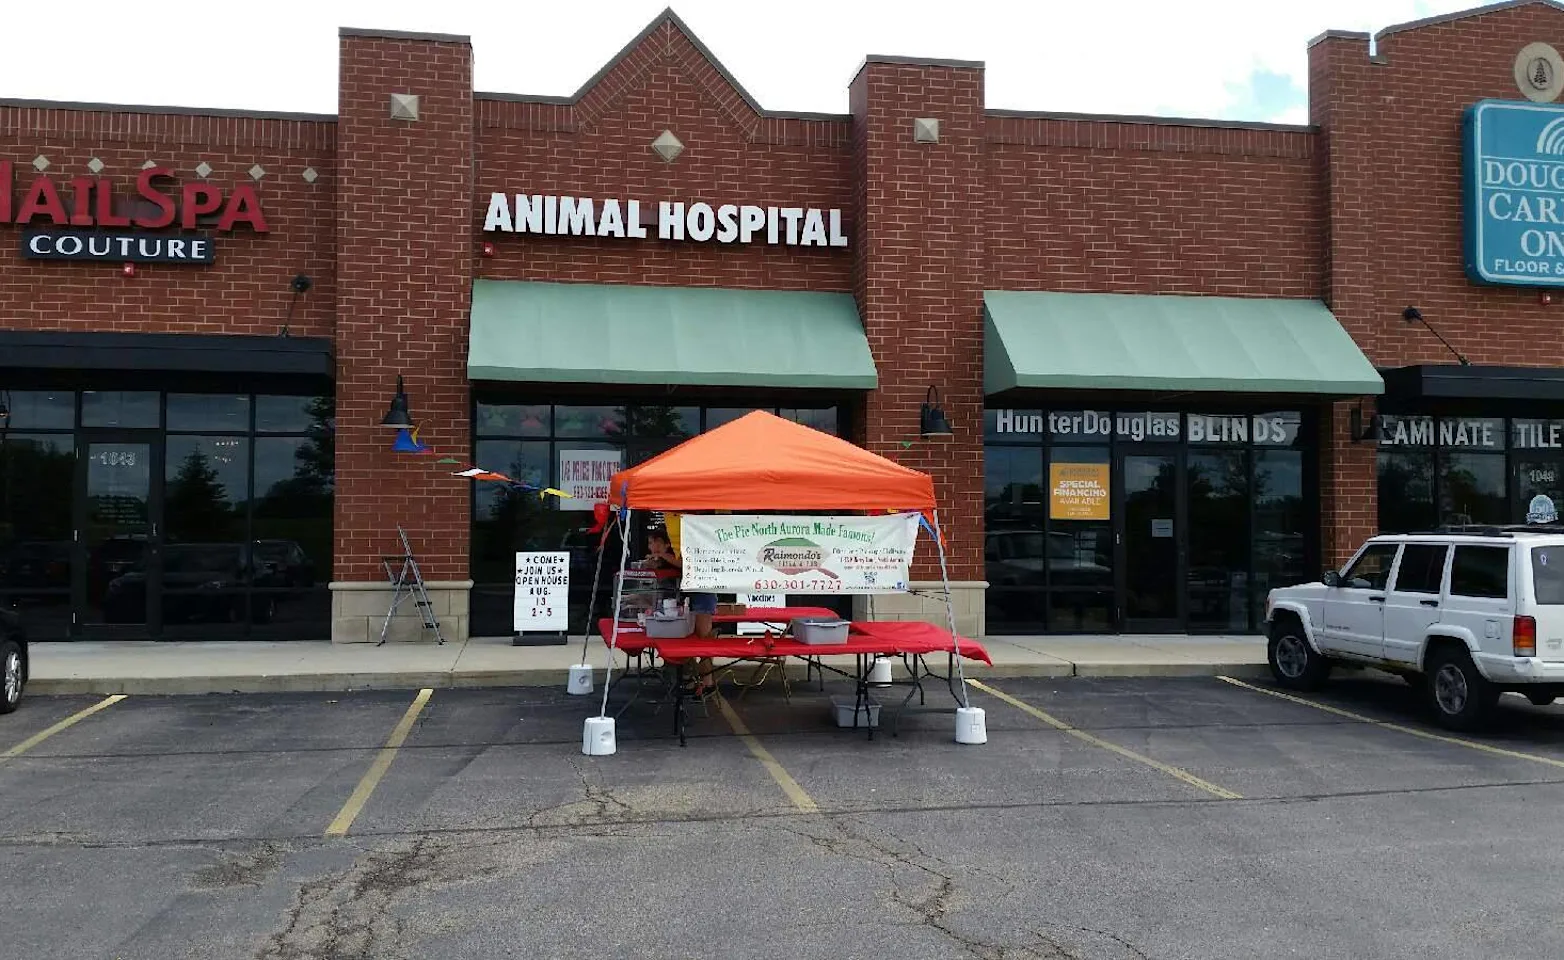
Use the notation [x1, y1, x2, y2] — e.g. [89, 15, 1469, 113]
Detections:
[0, 0, 1494, 124]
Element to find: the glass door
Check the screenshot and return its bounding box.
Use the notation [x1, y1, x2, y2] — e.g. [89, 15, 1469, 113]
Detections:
[76, 435, 161, 636]
[1117, 450, 1184, 632]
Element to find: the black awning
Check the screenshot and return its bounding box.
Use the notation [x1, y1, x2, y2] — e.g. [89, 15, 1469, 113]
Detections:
[1380, 364, 1564, 402]
[0, 331, 334, 379]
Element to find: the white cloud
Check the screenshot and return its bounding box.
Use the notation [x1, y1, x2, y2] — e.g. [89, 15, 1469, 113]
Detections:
[0, 0, 1496, 121]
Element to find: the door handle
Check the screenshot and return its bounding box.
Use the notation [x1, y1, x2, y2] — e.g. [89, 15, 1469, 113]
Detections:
[1369, 596, 1385, 603]
[1420, 599, 1439, 608]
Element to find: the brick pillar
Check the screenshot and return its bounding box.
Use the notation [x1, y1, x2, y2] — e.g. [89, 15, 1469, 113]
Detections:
[1310, 32, 1381, 565]
[850, 57, 987, 636]
[331, 28, 474, 642]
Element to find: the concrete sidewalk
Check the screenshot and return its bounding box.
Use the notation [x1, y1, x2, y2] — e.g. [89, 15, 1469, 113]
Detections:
[25, 634, 1269, 696]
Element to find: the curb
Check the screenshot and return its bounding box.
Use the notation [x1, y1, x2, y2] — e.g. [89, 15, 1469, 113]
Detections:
[28, 660, 1271, 697]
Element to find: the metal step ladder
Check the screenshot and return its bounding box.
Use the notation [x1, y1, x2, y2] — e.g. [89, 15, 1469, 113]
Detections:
[379, 526, 445, 646]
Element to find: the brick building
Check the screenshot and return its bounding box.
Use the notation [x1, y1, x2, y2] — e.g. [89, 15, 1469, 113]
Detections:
[1, 0, 1562, 643]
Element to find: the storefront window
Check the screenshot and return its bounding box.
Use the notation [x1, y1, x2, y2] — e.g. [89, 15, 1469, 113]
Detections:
[1376, 414, 1564, 530]
[0, 433, 74, 639]
[554, 405, 624, 439]
[1187, 449, 1249, 631]
[0, 390, 332, 639]
[476, 403, 550, 437]
[983, 406, 1313, 635]
[167, 395, 249, 432]
[1253, 450, 1307, 624]
[1440, 452, 1506, 526]
[470, 400, 844, 637]
[4, 391, 73, 429]
[82, 391, 159, 428]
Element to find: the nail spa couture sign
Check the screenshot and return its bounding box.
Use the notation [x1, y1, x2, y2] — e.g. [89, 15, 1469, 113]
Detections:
[483, 194, 848, 248]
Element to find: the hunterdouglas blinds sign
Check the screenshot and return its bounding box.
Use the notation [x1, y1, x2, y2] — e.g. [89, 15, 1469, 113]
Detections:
[1464, 99, 1564, 286]
[0, 162, 269, 265]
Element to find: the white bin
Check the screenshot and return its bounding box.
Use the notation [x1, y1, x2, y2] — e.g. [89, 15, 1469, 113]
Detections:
[831, 695, 881, 728]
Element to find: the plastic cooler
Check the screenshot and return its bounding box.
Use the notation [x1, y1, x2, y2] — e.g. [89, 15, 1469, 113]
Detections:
[792, 617, 850, 644]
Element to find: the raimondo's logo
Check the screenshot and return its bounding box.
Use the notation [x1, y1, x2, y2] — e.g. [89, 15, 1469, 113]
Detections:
[1538, 116, 1564, 155]
[757, 538, 839, 580]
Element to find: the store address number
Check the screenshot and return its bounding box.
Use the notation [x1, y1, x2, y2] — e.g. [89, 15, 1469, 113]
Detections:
[93, 449, 138, 467]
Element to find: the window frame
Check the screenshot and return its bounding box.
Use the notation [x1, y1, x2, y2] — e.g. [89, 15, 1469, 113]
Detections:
[1342, 543, 1399, 591]
[1389, 543, 1449, 595]
[1448, 544, 1512, 600]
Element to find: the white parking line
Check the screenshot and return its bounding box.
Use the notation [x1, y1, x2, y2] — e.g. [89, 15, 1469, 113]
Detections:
[1218, 676, 1564, 772]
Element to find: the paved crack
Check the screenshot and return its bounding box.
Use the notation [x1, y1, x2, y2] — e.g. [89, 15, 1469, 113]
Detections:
[776, 816, 1043, 960]
[192, 840, 288, 890]
[257, 835, 445, 960]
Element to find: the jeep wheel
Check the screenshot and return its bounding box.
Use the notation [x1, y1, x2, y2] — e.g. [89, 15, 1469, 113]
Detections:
[1268, 620, 1330, 691]
[0, 639, 22, 714]
[1426, 646, 1499, 731]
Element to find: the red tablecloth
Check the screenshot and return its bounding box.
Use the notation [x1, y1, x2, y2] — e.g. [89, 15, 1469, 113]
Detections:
[597, 617, 991, 665]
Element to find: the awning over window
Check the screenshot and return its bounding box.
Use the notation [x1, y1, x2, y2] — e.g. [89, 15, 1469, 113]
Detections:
[983, 291, 1383, 396]
[468, 280, 878, 389]
[1380, 364, 1564, 402]
[0, 331, 333, 378]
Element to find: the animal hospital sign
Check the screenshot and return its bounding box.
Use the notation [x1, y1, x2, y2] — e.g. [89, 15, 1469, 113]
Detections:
[483, 194, 848, 248]
[1464, 99, 1564, 286]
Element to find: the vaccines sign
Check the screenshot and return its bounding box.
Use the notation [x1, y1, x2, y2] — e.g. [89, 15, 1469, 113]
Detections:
[1464, 99, 1564, 286]
[514, 552, 569, 632]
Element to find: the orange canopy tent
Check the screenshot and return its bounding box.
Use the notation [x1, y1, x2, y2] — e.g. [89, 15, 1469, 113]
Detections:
[586, 410, 977, 734]
[607, 410, 935, 512]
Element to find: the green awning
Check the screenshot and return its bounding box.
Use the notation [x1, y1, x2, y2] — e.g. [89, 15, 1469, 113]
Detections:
[469, 280, 877, 389]
[984, 291, 1383, 396]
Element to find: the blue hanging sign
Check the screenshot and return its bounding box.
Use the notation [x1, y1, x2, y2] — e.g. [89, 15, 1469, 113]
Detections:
[1464, 99, 1564, 286]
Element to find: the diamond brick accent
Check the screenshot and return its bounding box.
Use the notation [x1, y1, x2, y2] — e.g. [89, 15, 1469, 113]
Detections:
[302, 167, 318, 184]
[87, 157, 105, 174]
[249, 164, 266, 181]
[31, 155, 48, 172]
[650, 129, 684, 163]
[389, 92, 420, 121]
[195, 161, 213, 178]
[141, 159, 158, 170]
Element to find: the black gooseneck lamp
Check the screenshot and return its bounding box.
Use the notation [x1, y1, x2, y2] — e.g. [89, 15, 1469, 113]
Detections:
[1403, 306, 1470, 366]
[279, 273, 312, 338]
[381, 375, 414, 429]
[919, 386, 953, 438]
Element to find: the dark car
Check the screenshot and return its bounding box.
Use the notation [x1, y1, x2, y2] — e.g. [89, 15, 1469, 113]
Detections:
[1, 608, 27, 713]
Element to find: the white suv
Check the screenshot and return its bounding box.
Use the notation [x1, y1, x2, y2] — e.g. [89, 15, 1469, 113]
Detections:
[1264, 527, 1564, 730]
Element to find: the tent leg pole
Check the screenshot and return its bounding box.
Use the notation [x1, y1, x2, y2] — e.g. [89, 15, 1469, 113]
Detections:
[931, 509, 971, 709]
[597, 510, 634, 719]
[577, 515, 614, 665]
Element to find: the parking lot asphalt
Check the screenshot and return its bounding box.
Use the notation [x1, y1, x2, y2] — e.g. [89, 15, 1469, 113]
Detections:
[5, 672, 1564, 960]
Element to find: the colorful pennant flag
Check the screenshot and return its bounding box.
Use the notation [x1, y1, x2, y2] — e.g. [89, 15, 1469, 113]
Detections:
[392, 427, 428, 454]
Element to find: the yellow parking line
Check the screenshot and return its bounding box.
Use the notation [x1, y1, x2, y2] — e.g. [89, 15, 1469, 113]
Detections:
[715, 694, 819, 814]
[1218, 676, 1564, 772]
[967, 679, 1243, 800]
[0, 695, 126, 761]
[325, 688, 433, 837]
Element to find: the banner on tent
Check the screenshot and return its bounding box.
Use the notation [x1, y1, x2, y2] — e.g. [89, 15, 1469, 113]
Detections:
[680, 514, 917, 594]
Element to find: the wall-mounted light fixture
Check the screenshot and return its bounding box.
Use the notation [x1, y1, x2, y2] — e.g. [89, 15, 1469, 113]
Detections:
[481, 241, 496, 258]
[381, 374, 414, 428]
[121, 262, 135, 278]
[1349, 402, 1383, 443]
[919, 386, 953, 438]
[280, 272, 312, 338]
[1403, 306, 1470, 366]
